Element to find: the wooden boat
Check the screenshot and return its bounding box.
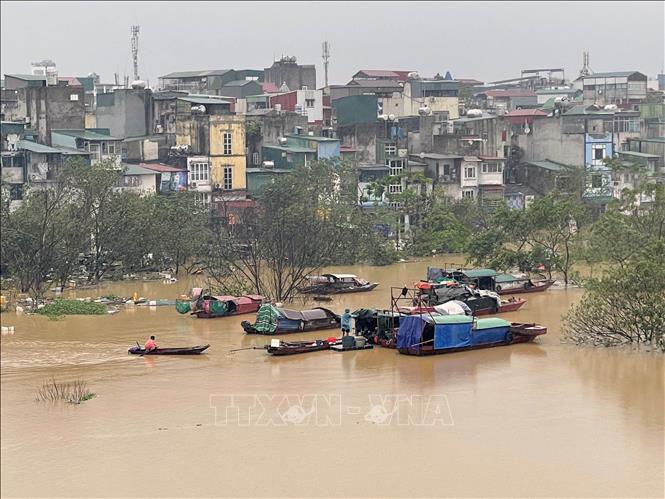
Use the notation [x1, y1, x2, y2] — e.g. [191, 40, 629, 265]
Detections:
[396, 315, 547, 356]
[176, 288, 265, 318]
[242, 304, 340, 335]
[265, 339, 333, 356]
[426, 267, 554, 296]
[128, 344, 210, 355]
[300, 274, 378, 295]
[330, 343, 374, 352]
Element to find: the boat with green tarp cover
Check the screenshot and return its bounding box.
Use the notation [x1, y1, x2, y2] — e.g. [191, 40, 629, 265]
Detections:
[396, 314, 547, 356]
[175, 288, 265, 318]
[242, 304, 340, 335]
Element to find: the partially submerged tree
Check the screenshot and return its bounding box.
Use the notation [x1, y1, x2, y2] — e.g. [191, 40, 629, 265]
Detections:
[563, 184, 665, 350]
[204, 160, 373, 301]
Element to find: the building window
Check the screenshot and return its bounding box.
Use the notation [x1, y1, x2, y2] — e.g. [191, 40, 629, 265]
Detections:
[305, 99, 315, 108]
[223, 132, 232, 155]
[481, 163, 502, 173]
[386, 159, 403, 177]
[223, 166, 233, 190]
[189, 162, 209, 182]
[107, 142, 116, 155]
[591, 174, 603, 188]
[252, 152, 260, 165]
[9, 184, 23, 201]
[194, 192, 210, 205]
[86, 142, 101, 161]
[123, 176, 141, 187]
[384, 143, 397, 156]
[462, 189, 475, 199]
[464, 167, 476, 179]
[388, 184, 402, 194]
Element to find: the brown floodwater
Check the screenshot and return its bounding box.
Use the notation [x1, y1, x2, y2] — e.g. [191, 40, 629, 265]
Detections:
[1, 257, 663, 498]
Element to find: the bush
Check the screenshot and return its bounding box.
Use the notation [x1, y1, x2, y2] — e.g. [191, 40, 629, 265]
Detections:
[35, 378, 95, 404]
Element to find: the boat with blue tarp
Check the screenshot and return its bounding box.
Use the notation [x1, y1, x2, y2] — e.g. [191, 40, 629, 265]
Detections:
[396, 314, 546, 356]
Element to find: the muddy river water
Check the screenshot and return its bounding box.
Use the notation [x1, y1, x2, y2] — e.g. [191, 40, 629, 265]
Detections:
[1, 258, 663, 498]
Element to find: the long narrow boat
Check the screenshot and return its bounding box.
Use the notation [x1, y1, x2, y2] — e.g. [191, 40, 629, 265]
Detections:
[265, 339, 333, 356]
[128, 344, 210, 355]
[426, 267, 554, 295]
[242, 304, 340, 335]
[396, 315, 546, 356]
[300, 274, 378, 295]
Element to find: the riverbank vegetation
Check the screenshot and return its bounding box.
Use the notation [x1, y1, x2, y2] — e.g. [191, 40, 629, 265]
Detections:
[35, 299, 108, 319]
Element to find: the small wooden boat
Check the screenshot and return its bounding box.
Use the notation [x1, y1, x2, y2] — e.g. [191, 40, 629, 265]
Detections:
[176, 288, 265, 318]
[128, 344, 210, 355]
[396, 315, 547, 356]
[242, 304, 340, 335]
[494, 278, 555, 295]
[300, 274, 378, 295]
[312, 295, 333, 302]
[330, 343, 374, 352]
[265, 339, 333, 356]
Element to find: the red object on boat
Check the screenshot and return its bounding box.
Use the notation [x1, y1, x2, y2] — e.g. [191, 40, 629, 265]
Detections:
[326, 336, 338, 344]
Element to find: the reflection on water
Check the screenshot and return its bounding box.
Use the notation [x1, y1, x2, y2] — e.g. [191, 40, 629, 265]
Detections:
[1, 256, 663, 498]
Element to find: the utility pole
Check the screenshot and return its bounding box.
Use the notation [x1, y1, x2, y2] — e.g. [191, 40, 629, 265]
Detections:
[130, 25, 140, 81]
[322, 41, 330, 87]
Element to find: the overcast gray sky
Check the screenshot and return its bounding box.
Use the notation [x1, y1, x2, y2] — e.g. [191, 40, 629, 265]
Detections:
[2, 1, 664, 86]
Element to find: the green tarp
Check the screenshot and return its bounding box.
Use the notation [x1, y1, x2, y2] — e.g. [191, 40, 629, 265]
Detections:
[250, 304, 280, 334]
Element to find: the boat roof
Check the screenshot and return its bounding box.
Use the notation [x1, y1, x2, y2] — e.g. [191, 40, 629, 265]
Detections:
[495, 273, 528, 283]
[323, 273, 357, 279]
[460, 268, 498, 278]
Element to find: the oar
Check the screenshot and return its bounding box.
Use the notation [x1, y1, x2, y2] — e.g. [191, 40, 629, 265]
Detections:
[410, 339, 434, 348]
[228, 346, 265, 353]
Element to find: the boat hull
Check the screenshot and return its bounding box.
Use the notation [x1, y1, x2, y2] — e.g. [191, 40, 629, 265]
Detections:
[301, 283, 379, 295]
[496, 280, 554, 295]
[128, 344, 210, 355]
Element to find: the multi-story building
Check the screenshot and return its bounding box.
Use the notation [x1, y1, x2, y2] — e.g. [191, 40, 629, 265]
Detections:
[263, 56, 316, 92]
[159, 69, 263, 95]
[269, 89, 324, 124]
[175, 103, 247, 207]
[581, 71, 648, 107]
[51, 129, 121, 166]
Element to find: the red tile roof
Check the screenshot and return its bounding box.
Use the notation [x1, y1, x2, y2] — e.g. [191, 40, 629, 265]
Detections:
[262, 82, 280, 93]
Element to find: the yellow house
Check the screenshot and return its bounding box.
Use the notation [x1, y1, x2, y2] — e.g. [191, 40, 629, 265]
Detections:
[176, 112, 247, 192]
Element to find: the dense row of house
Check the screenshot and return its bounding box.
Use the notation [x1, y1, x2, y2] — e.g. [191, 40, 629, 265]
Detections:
[2, 56, 664, 232]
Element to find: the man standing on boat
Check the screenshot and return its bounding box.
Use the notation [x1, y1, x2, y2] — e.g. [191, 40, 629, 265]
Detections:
[144, 335, 157, 352]
[341, 309, 352, 336]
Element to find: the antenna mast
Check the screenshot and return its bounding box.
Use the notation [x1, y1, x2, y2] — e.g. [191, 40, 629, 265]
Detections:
[130, 25, 140, 81]
[322, 41, 330, 87]
[579, 51, 592, 78]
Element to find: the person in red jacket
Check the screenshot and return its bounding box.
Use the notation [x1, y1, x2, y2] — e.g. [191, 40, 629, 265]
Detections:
[144, 336, 157, 352]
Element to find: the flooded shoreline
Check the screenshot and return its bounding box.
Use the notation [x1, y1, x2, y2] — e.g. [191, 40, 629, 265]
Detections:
[1, 257, 663, 497]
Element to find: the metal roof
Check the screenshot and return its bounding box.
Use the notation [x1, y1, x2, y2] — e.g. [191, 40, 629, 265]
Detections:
[345, 79, 402, 89]
[123, 164, 157, 176]
[617, 151, 660, 159]
[412, 153, 463, 160]
[5, 74, 47, 81]
[161, 69, 231, 79]
[245, 168, 291, 174]
[263, 144, 316, 153]
[583, 71, 645, 79]
[461, 268, 498, 278]
[322, 273, 357, 279]
[222, 80, 256, 87]
[138, 163, 187, 173]
[525, 160, 569, 172]
[53, 129, 123, 141]
[16, 140, 62, 154]
[286, 134, 339, 142]
[177, 96, 232, 105]
[535, 88, 579, 94]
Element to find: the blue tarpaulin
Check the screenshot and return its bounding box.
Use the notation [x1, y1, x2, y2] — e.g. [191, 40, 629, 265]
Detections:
[434, 322, 472, 349]
[396, 316, 428, 349]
